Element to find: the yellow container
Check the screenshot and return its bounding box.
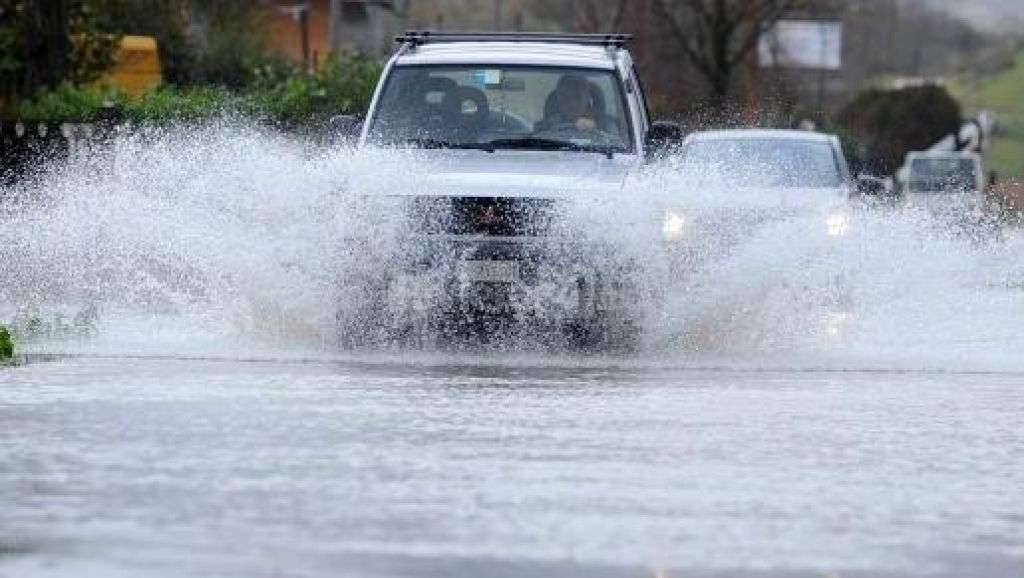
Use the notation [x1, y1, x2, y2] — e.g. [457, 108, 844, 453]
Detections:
[94, 35, 163, 97]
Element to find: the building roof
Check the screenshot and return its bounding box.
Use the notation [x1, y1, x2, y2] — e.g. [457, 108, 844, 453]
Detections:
[394, 41, 620, 69]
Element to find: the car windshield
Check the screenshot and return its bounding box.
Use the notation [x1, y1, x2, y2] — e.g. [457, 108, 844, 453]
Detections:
[909, 157, 977, 192]
[367, 65, 633, 153]
[681, 138, 844, 188]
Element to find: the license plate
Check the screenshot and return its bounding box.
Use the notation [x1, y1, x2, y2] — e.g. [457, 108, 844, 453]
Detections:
[461, 260, 520, 283]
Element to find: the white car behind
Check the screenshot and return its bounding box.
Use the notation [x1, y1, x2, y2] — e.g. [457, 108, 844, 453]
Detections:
[662, 129, 854, 272]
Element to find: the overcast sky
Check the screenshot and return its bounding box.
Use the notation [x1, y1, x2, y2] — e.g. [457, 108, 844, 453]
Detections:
[911, 0, 1024, 32]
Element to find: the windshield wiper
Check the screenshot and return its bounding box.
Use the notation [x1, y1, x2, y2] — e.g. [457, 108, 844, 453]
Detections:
[398, 138, 495, 152]
[485, 137, 617, 159]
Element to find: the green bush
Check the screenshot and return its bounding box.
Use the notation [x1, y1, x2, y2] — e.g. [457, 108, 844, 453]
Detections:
[0, 326, 13, 361]
[245, 54, 381, 125]
[16, 82, 117, 122]
[14, 54, 383, 126]
[122, 85, 237, 123]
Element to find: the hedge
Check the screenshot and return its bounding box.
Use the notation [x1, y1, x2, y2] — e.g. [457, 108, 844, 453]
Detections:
[14, 54, 382, 125]
[0, 326, 13, 361]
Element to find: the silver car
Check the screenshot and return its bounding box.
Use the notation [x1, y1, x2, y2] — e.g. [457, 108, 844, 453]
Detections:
[662, 129, 855, 274]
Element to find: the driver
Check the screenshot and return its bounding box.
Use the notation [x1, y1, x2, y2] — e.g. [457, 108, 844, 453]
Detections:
[548, 75, 599, 132]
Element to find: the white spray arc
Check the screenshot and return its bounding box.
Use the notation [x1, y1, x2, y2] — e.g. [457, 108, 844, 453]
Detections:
[0, 122, 1022, 369]
[1, 123, 356, 353]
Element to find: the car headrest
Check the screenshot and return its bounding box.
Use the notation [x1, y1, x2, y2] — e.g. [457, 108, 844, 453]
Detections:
[450, 86, 489, 118]
[419, 77, 459, 110]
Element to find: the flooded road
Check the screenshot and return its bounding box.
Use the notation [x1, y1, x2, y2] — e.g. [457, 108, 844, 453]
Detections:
[2, 128, 1024, 576]
[3, 356, 1023, 578]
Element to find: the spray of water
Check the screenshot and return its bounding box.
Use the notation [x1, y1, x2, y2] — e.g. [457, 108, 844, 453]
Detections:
[1, 122, 1022, 368]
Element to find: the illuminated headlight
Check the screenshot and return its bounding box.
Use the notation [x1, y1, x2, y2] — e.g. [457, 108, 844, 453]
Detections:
[826, 212, 850, 237]
[662, 211, 687, 241]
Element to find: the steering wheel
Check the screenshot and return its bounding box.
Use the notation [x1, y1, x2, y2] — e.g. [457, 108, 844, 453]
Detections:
[537, 120, 619, 144]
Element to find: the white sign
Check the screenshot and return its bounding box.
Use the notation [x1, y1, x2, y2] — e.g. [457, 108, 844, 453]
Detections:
[758, 20, 843, 70]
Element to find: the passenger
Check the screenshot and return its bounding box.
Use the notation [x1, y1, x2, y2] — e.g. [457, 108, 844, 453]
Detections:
[546, 75, 599, 132]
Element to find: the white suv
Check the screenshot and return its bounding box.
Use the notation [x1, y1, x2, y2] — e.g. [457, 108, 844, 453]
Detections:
[336, 32, 680, 349]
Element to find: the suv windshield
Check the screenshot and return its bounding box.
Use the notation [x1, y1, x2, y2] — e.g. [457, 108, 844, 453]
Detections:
[367, 65, 633, 154]
[682, 138, 844, 188]
[909, 157, 977, 192]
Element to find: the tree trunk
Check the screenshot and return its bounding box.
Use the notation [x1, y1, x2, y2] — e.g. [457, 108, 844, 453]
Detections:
[23, 0, 70, 94]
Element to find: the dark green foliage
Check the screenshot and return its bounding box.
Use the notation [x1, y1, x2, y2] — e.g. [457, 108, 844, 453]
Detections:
[248, 55, 382, 124]
[15, 82, 113, 122]
[15, 55, 383, 124]
[0, 326, 13, 360]
[1, 0, 292, 115]
[100, 0, 293, 89]
[121, 85, 236, 123]
[838, 85, 962, 176]
[187, 1, 278, 89]
[0, 0, 121, 108]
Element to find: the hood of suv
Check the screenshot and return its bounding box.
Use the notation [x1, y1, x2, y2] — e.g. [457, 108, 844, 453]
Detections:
[363, 149, 634, 199]
[350, 149, 637, 242]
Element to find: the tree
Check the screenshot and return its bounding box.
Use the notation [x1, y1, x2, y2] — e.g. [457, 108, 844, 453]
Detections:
[837, 85, 962, 176]
[574, 0, 629, 32]
[0, 0, 120, 110]
[175, 1, 298, 89]
[651, 0, 810, 107]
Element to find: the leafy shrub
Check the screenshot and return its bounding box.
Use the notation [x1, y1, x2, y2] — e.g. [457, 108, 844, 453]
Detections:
[249, 54, 381, 124]
[0, 326, 13, 360]
[13, 54, 382, 125]
[122, 85, 237, 123]
[16, 83, 116, 122]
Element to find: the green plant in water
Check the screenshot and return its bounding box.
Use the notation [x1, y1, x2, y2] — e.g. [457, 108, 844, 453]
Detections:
[16, 82, 119, 123]
[0, 326, 14, 361]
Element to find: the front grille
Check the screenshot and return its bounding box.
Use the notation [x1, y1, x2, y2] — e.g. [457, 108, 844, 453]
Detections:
[407, 196, 557, 237]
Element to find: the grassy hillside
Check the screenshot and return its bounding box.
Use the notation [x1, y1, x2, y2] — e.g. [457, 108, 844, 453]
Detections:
[951, 52, 1024, 180]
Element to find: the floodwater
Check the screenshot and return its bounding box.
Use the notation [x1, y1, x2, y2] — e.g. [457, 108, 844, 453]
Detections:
[2, 125, 1024, 576]
[2, 357, 1023, 578]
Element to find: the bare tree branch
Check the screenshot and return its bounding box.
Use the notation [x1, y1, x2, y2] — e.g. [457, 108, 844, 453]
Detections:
[652, 0, 818, 104]
[572, 0, 630, 33]
[609, 0, 628, 31]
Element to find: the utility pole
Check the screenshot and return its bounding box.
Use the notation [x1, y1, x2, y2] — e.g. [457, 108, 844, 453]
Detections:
[328, 0, 340, 55]
[300, 6, 310, 71]
[27, 0, 71, 91]
[279, 2, 311, 72]
[813, 1, 826, 117]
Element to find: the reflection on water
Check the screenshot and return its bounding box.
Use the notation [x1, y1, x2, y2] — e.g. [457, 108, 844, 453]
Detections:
[2, 358, 1023, 577]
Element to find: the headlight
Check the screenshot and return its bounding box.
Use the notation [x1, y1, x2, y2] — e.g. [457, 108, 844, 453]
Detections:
[826, 212, 850, 237]
[662, 210, 687, 241]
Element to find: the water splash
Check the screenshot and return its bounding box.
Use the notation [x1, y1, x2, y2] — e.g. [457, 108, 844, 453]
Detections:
[1, 122, 1022, 369]
[1, 122, 350, 353]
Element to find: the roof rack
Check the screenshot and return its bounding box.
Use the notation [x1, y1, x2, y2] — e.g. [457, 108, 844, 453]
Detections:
[395, 31, 633, 48]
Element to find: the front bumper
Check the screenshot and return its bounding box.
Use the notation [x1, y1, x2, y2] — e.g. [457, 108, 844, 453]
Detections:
[384, 234, 640, 322]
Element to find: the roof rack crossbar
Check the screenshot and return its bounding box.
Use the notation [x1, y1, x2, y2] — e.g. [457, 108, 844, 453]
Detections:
[395, 31, 633, 48]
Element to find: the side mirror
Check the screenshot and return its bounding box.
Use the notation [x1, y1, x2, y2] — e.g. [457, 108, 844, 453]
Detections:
[856, 175, 886, 196]
[855, 174, 897, 204]
[645, 121, 684, 160]
[328, 114, 363, 143]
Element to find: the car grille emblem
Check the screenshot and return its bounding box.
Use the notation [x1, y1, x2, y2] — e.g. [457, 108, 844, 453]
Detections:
[477, 206, 501, 226]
